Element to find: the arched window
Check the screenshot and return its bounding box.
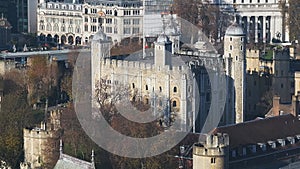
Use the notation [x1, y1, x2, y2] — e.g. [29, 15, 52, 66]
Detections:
[132, 83, 135, 88]
[39, 24, 45, 30]
[61, 25, 66, 32]
[68, 25, 73, 32]
[76, 26, 81, 33]
[53, 24, 59, 31]
[145, 85, 148, 90]
[145, 98, 149, 104]
[159, 86, 162, 92]
[172, 101, 177, 107]
[173, 87, 177, 93]
[230, 45, 232, 50]
[46, 23, 52, 31]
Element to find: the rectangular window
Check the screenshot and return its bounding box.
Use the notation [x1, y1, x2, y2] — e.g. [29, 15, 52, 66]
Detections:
[211, 158, 216, 164]
[124, 19, 131, 25]
[133, 19, 140, 25]
[133, 10, 140, 15]
[91, 25, 97, 32]
[106, 9, 112, 15]
[124, 10, 131, 15]
[84, 25, 88, 31]
[106, 18, 112, 24]
[106, 27, 112, 33]
[114, 27, 118, 34]
[124, 27, 131, 34]
[132, 27, 139, 34]
[85, 17, 88, 22]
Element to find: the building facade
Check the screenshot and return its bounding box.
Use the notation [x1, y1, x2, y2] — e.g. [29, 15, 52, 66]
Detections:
[215, 0, 290, 43]
[0, 15, 12, 50]
[245, 46, 300, 118]
[37, 0, 143, 45]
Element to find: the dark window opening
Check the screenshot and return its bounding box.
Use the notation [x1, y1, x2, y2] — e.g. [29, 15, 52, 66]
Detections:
[173, 87, 177, 93]
[172, 101, 177, 107]
[211, 158, 216, 164]
[145, 98, 149, 104]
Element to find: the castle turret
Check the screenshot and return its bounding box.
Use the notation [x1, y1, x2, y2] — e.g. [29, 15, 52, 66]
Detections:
[164, 14, 180, 54]
[154, 34, 172, 66]
[21, 109, 62, 169]
[193, 133, 229, 169]
[91, 28, 111, 101]
[224, 20, 246, 124]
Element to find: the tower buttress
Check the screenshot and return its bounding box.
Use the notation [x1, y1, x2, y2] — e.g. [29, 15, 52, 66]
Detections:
[154, 34, 172, 67]
[224, 21, 246, 124]
[91, 28, 111, 104]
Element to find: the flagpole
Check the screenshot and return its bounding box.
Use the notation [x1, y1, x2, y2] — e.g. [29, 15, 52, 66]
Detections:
[142, 0, 146, 59]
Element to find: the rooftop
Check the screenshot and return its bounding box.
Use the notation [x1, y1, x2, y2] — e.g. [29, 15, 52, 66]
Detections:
[211, 114, 300, 148]
[225, 22, 245, 36]
[54, 154, 95, 169]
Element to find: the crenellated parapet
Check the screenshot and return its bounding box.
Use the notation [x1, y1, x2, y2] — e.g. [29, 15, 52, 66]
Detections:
[193, 133, 229, 169]
[194, 133, 229, 156]
[101, 58, 191, 74]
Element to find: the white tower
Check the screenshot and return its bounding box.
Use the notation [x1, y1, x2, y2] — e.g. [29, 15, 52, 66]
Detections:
[224, 21, 246, 124]
[91, 28, 111, 101]
[154, 34, 172, 66]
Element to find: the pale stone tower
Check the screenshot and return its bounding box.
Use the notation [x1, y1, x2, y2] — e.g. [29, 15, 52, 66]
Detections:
[21, 109, 62, 169]
[224, 20, 246, 124]
[91, 28, 111, 100]
[193, 133, 229, 169]
[154, 34, 172, 66]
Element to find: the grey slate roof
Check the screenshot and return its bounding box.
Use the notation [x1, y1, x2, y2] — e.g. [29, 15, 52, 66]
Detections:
[54, 154, 95, 169]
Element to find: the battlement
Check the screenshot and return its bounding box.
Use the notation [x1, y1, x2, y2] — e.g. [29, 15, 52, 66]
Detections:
[101, 58, 190, 73]
[23, 127, 61, 139]
[206, 133, 229, 148]
[193, 133, 229, 157]
[246, 49, 260, 58]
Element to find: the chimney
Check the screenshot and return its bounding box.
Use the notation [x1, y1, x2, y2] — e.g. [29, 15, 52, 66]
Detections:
[273, 96, 280, 116]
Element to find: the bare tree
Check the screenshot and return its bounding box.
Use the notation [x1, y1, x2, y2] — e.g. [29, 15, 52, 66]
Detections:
[26, 55, 58, 105]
